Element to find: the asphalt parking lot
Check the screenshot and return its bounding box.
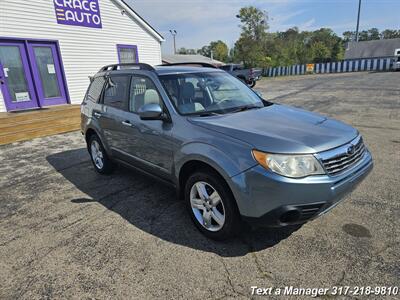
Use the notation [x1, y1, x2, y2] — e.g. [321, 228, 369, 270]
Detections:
[0, 71, 399, 299]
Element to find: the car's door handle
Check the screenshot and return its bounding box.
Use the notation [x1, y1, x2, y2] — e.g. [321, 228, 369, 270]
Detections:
[93, 112, 102, 118]
[122, 120, 134, 127]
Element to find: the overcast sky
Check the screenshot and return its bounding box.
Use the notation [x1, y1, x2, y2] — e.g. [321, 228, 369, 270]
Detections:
[126, 0, 400, 54]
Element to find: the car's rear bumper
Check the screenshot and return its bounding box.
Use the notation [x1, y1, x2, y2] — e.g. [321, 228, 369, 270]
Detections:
[229, 150, 373, 227]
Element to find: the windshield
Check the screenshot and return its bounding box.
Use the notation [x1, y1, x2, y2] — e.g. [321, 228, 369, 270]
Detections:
[159, 72, 264, 115]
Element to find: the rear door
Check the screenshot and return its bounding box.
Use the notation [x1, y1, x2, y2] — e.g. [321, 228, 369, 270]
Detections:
[96, 75, 130, 152]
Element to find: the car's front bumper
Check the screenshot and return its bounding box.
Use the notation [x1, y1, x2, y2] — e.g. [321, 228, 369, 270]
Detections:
[229, 150, 373, 227]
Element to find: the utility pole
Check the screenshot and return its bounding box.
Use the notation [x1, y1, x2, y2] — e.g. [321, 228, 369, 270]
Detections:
[169, 30, 177, 54]
[355, 0, 362, 42]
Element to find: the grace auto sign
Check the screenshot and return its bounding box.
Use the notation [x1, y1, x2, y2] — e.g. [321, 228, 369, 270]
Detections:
[53, 0, 102, 28]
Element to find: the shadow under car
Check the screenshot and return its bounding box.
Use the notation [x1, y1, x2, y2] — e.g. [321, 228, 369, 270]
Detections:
[46, 148, 302, 257]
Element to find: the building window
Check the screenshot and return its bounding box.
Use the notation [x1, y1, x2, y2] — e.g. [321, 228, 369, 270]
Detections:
[117, 44, 138, 64]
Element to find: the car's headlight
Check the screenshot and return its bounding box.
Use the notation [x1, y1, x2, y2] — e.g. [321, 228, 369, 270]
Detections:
[252, 150, 325, 178]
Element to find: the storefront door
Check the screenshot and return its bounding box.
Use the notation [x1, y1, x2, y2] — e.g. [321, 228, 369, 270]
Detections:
[0, 39, 68, 111]
[27, 43, 68, 107]
[0, 41, 39, 111]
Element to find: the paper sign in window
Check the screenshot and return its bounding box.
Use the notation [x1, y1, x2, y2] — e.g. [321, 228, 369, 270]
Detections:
[47, 64, 56, 74]
[15, 92, 30, 102]
[3, 68, 9, 77]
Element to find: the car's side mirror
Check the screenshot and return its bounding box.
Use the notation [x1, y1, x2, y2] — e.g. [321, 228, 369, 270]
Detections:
[138, 103, 166, 121]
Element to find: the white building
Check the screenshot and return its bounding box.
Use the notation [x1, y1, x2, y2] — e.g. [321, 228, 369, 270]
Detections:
[0, 0, 164, 112]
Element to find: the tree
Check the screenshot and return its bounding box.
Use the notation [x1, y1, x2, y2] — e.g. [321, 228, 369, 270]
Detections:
[342, 28, 400, 41]
[197, 45, 211, 57]
[367, 28, 380, 40]
[196, 41, 229, 62]
[380, 29, 400, 39]
[177, 47, 197, 54]
[234, 6, 270, 67]
[237, 6, 268, 42]
[209, 40, 229, 62]
[342, 31, 355, 42]
[177, 47, 188, 54]
[311, 42, 330, 63]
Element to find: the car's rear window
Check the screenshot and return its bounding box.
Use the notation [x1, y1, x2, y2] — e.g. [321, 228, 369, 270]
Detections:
[86, 77, 105, 103]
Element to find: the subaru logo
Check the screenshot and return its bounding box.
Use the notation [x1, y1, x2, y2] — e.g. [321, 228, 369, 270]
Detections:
[347, 145, 355, 155]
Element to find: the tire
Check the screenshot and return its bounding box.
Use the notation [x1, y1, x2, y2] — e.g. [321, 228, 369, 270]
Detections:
[184, 170, 240, 240]
[247, 79, 256, 88]
[88, 134, 114, 175]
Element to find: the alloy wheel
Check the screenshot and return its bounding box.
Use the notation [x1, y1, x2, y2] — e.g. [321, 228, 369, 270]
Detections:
[190, 181, 225, 232]
[90, 140, 104, 169]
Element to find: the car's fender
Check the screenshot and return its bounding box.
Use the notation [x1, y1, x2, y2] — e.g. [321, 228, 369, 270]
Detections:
[174, 141, 258, 188]
[83, 121, 111, 154]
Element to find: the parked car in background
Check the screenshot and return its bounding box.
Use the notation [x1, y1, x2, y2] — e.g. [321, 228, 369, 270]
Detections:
[81, 63, 373, 240]
[219, 64, 262, 87]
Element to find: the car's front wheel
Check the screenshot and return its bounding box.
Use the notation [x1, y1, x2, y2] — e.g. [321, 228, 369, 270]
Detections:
[185, 170, 240, 240]
[88, 134, 114, 174]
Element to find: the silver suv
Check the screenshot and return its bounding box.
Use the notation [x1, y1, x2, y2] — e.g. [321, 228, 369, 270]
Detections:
[81, 63, 373, 240]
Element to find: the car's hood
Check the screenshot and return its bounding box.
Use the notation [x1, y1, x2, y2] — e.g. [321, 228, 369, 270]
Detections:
[188, 104, 358, 154]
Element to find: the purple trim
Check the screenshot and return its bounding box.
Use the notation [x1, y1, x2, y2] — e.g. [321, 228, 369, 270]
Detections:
[116, 44, 139, 63]
[0, 41, 39, 111]
[55, 40, 70, 105]
[27, 42, 68, 106]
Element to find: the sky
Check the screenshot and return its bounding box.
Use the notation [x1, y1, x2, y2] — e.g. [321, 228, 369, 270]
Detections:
[126, 0, 400, 54]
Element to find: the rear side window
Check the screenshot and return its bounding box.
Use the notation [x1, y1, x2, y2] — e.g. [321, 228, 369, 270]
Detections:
[86, 77, 105, 103]
[103, 76, 129, 109]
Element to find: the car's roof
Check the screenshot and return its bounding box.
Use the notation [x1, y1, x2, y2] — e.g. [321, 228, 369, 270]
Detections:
[154, 66, 221, 75]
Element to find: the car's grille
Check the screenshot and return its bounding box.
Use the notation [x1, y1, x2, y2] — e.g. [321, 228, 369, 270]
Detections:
[320, 136, 366, 176]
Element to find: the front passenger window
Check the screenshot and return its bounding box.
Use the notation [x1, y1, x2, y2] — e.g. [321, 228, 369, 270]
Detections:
[129, 76, 162, 112]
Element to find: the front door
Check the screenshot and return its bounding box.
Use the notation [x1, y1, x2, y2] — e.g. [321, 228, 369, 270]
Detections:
[120, 74, 174, 178]
[0, 42, 39, 111]
[27, 43, 68, 107]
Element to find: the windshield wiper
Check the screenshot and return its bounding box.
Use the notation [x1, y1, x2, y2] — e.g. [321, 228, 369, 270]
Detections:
[197, 111, 221, 117]
[230, 105, 262, 113]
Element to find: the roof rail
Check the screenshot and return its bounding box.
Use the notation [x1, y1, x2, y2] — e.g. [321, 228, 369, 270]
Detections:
[99, 63, 155, 72]
[160, 62, 217, 69]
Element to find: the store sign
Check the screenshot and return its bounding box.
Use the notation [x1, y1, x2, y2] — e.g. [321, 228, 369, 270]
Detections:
[53, 0, 102, 28]
[306, 64, 315, 72]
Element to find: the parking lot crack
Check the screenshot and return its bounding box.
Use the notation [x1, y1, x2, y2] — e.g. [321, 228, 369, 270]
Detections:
[240, 237, 276, 282]
[219, 257, 247, 297]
